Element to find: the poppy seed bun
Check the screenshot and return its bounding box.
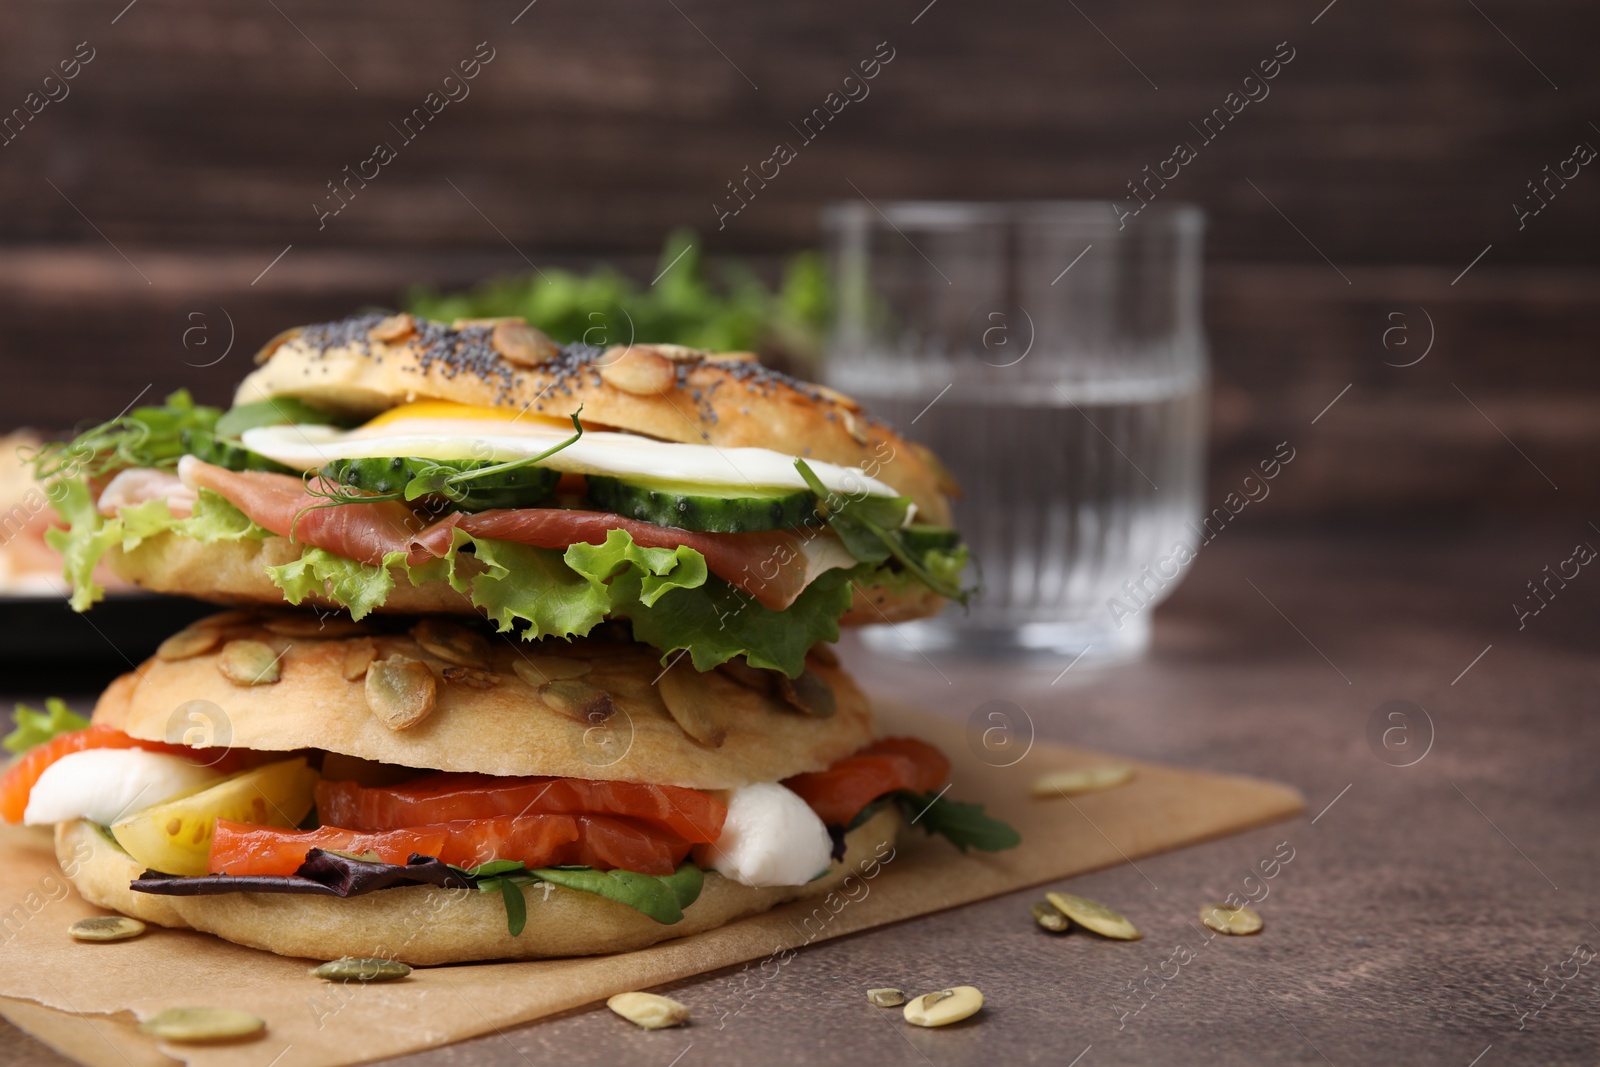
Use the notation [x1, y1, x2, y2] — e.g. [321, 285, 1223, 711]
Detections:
[91, 612, 875, 789]
[57, 806, 900, 963]
[104, 530, 944, 625]
[233, 314, 954, 525]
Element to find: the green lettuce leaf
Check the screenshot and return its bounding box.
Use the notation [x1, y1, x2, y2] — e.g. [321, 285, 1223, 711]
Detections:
[4, 698, 89, 755]
[266, 548, 397, 621]
[624, 567, 854, 676]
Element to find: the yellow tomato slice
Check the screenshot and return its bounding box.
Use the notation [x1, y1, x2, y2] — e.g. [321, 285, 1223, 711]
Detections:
[110, 758, 317, 876]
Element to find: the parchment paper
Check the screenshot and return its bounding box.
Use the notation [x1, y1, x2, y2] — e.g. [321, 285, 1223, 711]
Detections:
[0, 703, 1303, 1067]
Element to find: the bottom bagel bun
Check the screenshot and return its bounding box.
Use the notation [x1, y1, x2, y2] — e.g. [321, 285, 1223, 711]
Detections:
[56, 806, 902, 965]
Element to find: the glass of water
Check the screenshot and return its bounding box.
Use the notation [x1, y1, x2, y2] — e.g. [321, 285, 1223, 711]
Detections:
[821, 201, 1207, 663]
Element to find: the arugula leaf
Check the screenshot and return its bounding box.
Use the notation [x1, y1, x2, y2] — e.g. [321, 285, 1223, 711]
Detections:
[794, 458, 969, 604]
[892, 790, 1020, 853]
[4, 698, 89, 755]
[460, 861, 704, 933]
[498, 875, 529, 936]
[530, 863, 704, 924]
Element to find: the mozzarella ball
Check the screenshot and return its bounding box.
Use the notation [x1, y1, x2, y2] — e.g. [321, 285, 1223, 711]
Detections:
[704, 781, 833, 888]
[23, 749, 219, 826]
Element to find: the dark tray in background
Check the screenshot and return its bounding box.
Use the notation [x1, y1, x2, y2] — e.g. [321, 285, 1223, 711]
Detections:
[0, 593, 217, 693]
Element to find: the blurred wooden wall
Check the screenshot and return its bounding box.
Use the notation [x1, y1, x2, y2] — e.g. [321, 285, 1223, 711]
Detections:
[0, 0, 1595, 517]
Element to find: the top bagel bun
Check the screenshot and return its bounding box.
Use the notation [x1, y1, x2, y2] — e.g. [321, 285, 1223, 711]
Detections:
[234, 314, 956, 525]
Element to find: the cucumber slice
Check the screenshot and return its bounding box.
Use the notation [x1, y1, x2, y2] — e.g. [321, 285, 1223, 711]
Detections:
[899, 525, 962, 555]
[320, 456, 560, 511]
[586, 475, 817, 533]
[180, 430, 293, 474]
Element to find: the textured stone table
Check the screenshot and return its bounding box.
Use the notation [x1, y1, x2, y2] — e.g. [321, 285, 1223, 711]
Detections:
[4, 521, 1597, 1065]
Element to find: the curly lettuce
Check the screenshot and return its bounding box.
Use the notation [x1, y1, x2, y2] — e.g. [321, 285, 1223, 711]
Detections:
[45, 480, 266, 610]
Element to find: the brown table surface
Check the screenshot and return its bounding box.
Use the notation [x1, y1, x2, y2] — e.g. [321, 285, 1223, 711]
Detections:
[4, 520, 1598, 1066]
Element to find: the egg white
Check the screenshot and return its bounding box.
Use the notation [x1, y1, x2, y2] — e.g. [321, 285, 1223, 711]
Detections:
[241, 420, 900, 499]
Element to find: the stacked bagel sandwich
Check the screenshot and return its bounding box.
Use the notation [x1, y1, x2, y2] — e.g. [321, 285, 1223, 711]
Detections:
[4, 314, 1014, 963]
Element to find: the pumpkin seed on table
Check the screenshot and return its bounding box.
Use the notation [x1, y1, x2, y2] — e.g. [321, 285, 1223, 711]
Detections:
[216, 640, 283, 686]
[138, 1007, 265, 1042]
[156, 628, 221, 662]
[69, 916, 145, 942]
[903, 986, 983, 1027]
[1200, 902, 1263, 935]
[1045, 892, 1142, 940]
[365, 655, 438, 730]
[607, 991, 689, 1030]
[1029, 765, 1135, 799]
[1030, 900, 1069, 933]
[309, 957, 412, 982]
[866, 988, 905, 1008]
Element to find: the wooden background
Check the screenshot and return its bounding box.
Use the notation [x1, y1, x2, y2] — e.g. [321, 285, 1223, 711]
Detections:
[1, 0, 1596, 516]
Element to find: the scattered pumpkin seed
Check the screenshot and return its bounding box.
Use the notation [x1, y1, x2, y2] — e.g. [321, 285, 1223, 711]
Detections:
[657, 658, 728, 747]
[1199, 902, 1263, 936]
[1029, 765, 1135, 799]
[342, 639, 377, 681]
[775, 669, 836, 718]
[411, 619, 491, 669]
[599, 348, 676, 396]
[511, 656, 591, 685]
[68, 916, 146, 942]
[216, 640, 282, 686]
[539, 679, 615, 725]
[368, 312, 416, 343]
[903, 986, 983, 1027]
[1046, 892, 1141, 940]
[1030, 900, 1070, 933]
[137, 1007, 265, 1042]
[866, 988, 905, 1008]
[606, 991, 689, 1030]
[156, 628, 221, 662]
[308, 957, 413, 982]
[365, 655, 438, 731]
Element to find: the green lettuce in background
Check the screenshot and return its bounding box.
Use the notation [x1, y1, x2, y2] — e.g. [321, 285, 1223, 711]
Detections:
[406, 229, 830, 364]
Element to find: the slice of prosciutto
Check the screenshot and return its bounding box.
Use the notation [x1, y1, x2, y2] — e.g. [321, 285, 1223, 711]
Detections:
[97, 468, 198, 519]
[178, 457, 422, 566]
[177, 458, 856, 609]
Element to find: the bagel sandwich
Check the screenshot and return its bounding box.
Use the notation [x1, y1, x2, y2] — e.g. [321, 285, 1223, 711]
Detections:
[2, 610, 1017, 963]
[32, 315, 969, 678]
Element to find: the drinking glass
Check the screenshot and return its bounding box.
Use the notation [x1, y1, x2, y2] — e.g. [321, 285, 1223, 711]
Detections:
[821, 201, 1207, 663]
